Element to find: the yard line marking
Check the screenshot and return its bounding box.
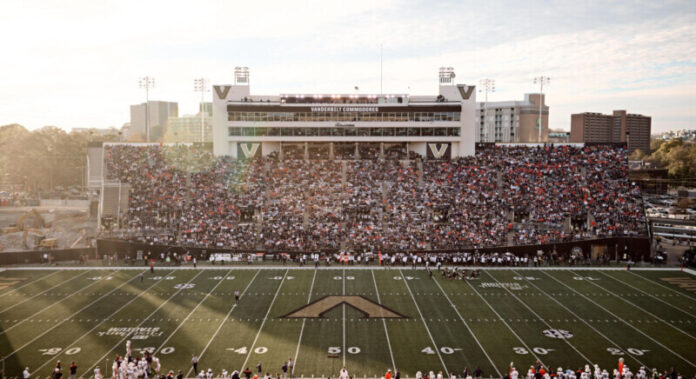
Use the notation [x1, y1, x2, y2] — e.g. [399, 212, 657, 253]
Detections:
[0, 270, 120, 335]
[511, 269, 649, 368]
[597, 271, 696, 320]
[293, 269, 318, 369]
[370, 269, 396, 372]
[398, 269, 448, 377]
[541, 271, 696, 369]
[154, 269, 233, 355]
[483, 271, 593, 364]
[462, 273, 544, 367]
[17, 270, 153, 370]
[431, 276, 501, 377]
[574, 270, 696, 341]
[187, 270, 260, 378]
[0, 270, 90, 314]
[84, 270, 206, 376]
[0, 270, 62, 298]
[239, 269, 288, 372]
[342, 268, 346, 367]
[626, 271, 696, 302]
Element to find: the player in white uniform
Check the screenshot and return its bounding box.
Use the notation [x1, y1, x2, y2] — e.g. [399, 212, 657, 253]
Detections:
[511, 367, 519, 379]
[94, 366, 103, 379]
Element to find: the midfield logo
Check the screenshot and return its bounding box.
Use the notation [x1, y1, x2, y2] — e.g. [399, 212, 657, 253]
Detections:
[281, 295, 406, 319]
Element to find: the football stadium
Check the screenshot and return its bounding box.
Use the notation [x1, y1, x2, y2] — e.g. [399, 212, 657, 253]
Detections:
[1, 67, 695, 379]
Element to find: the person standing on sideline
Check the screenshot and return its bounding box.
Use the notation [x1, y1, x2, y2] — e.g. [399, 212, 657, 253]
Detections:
[191, 354, 199, 375]
[140, 273, 144, 283]
[395, 370, 400, 379]
[282, 361, 288, 379]
[256, 363, 262, 375]
[94, 366, 102, 379]
[150, 260, 154, 274]
[339, 366, 349, 379]
[385, 369, 392, 379]
[69, 362, 77, 379]
[193, 257, 197, 268]
[287, 359, 293, 379]
[23, 366, 31, 379]
[235, 289, 240, 304]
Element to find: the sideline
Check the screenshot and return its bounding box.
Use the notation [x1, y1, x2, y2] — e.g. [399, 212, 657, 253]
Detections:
[3, 265, 696, 275]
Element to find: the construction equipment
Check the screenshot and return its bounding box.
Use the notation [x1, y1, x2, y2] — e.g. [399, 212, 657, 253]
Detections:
[39, 238, 59, 249]
[17, 209, 45, 230]
[22, 228, 45, 249]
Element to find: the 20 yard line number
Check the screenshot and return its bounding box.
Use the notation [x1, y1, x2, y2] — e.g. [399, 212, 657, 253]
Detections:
[39, 346, 176, 356]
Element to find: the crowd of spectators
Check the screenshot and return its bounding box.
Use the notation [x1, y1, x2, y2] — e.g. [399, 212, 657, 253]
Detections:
[104, 144, 646, 253]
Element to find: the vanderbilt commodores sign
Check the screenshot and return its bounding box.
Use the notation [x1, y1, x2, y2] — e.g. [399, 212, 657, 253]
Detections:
[281, 295, 405, 318]
[238, 143, 261, 159]
[427, 143, 451, 159]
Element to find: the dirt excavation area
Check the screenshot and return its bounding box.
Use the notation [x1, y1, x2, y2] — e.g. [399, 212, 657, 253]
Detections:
[0, 206, 96, 252]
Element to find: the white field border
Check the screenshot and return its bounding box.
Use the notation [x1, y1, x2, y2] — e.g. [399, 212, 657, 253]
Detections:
[3, 266, 695, 275]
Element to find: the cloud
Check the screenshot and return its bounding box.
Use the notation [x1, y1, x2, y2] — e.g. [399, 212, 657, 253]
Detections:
[0, 0, 694, 133]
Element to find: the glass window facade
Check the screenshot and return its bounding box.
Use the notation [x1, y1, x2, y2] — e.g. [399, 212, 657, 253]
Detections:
[227, 111, 461, 122]
[228, 127, 460, 137]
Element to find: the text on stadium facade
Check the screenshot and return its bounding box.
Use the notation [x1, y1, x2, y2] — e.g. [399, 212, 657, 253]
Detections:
[310, 106, 379, 113]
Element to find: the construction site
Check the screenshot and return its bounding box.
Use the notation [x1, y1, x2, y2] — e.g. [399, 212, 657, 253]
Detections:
[0, 206, 96, 252]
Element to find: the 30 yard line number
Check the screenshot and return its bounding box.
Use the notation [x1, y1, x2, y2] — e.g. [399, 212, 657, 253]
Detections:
[513, 347, 554, 355]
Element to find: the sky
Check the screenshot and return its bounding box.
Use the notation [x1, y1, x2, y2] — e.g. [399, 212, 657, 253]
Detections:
[0, 0, 695, 133]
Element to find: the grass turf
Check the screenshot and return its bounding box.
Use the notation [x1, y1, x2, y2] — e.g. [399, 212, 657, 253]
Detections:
[0, 267, 695, 378]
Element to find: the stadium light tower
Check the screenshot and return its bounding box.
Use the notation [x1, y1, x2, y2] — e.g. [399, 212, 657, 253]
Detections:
[478, 79, 495, 143]
[194, 78, 210, 142]
[533, 75, 550, 143]
[138, 76, 155, 142]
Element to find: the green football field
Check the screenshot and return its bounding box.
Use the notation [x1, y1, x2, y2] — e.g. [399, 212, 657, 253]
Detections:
[1, 267, 695, 378]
